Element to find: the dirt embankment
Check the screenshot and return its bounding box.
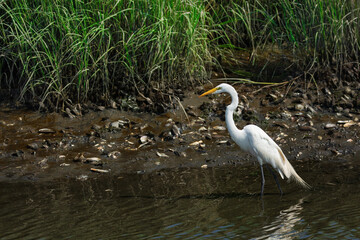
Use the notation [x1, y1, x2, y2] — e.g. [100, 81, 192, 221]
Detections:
[0, 81, 359, 184]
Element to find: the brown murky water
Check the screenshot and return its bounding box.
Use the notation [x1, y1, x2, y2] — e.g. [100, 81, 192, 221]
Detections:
[1, 166, 360, 239]
[1, 90, 360, 239]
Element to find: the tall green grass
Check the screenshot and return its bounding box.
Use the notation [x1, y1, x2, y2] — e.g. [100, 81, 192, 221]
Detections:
[220, 0, 360, 82]
[1, 0, 360, 110]
[0, 0, 214, 109]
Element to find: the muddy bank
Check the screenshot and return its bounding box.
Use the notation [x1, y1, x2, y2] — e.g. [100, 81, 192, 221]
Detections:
[0, 83, 359, 188]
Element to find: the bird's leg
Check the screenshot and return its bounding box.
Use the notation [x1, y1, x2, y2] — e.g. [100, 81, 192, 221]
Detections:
[265, 164, 283, 195]
[260, 164, 265, 197]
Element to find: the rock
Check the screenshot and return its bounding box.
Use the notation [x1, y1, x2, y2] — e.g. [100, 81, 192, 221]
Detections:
[274, 122, 289, 129]
[92, 124, 102, 131]
[81, 157, 103, 166]
[294, 104, 305, 111]
[73, 153, 86, 162]
[108, 151, 121, 159]
[171, 124, 181, 137]
[60, 163, 70, 167]
[281, 111, 292, 120]
[97, 106, 106, 111]
[27, 143, 39, 150]
[324, 123, 337, 129]
[216, 140, 230, 145]
[38, 128, 56, 134]
[213, 126, 226, 131]
[139, 135, 149, 144]
[189, 140, 203, 146]
[198, 126, 207, 132]
[110, 121, 121, 129]
[306, 105, 317, 114]
[37, 158, 48, 169]
[201, 164, 208, 169]
[90, 168, 110, 173]
[76, 175, 89, 181]
[156, 151, 169, 158]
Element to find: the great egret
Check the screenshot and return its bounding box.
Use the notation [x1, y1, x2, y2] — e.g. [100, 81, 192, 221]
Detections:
[199, 83, 310, 196]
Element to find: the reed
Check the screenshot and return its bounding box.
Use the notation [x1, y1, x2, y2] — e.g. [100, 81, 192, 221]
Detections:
[1, 0, 359, 110]
[0, 0, 214, 109]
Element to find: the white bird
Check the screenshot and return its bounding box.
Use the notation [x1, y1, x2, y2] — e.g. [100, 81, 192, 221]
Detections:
[199, 83, 310, 196]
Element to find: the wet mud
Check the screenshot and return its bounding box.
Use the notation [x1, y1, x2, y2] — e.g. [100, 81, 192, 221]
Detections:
[1, 83, 359, 195]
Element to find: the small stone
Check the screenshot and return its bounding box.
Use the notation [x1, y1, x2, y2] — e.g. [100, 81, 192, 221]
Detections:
[76, 174, 89, 181]
[198, 126, 207, 132]
[27, 143, 39, 150]
[84, 157, 103, 166]
[110, 121, 121, 129]
[201, 164, 208, 169]
[73, 153, 86, 162]
[213, 126, 226, 131]
[172, 124, 181, 137]
[294, 104, 305, 111]
[38, 128, 56, 134]
[216, 140, 230, 145]
[139, 135, 149, 144]
[90, 168, 110, 173]
[97, 106, 105, 111]
[92, 124, 102, 131]
[156, 151, 169, 158]
[324, 123, 336, 129]
[60, 163, 70, 167]
[281, 111, 292, 120]
[189, 140, 203, 146]
[306, 105, 317, 114]
[274, 122, 289, 129]
[37, 158, 48, 169]
[108, 151, 121, 159]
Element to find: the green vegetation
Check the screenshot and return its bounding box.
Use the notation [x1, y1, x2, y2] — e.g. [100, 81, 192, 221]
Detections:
[1, 0, 359, 110]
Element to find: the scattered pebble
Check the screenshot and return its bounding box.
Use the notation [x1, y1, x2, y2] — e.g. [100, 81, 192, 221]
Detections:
[60, 163, 70, 167]
[201, 164, 208, 169]
[76, 175, 89, 181]
[325, 123, 337, 129]
[37, 158, 49, 169]
[90, 168, 110, 173]
[27, 143, 39, 150]
[156, 151, 169, 158]
[139, 135, 149, 144]
[189, 140, 203, 146]
[213, 126, 226, 131]
[108, 151, 121, 159]
[38, 128, 56, 134]
[198, 126, 207, 132]
[295, 104, 305, 111]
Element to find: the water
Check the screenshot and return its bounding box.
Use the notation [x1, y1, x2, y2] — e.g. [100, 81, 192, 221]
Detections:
[1, 165, 360, 239]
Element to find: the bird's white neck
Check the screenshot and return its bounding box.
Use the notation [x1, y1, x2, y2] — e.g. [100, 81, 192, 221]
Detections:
[225, 88, 240, 140]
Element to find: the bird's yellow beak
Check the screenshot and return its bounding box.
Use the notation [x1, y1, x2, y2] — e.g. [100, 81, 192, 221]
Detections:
[199, 87, 219, 97]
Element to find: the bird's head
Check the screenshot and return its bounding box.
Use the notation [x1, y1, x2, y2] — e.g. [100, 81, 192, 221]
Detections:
[199, 83, 231, 97]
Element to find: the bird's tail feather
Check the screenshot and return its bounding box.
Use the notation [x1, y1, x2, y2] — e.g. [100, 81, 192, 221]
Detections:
[283, 159, 311, 189]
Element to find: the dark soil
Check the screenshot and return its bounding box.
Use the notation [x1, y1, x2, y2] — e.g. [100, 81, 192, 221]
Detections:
[1, 79, 359, 186]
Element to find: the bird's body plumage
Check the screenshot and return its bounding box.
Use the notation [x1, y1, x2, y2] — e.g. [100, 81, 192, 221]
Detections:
[200, 83, 310, 195]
